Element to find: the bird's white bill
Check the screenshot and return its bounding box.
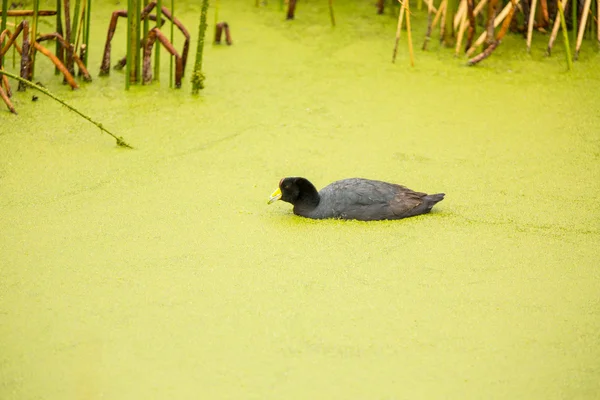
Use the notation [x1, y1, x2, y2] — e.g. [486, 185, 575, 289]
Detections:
[268, 188, 282, 204]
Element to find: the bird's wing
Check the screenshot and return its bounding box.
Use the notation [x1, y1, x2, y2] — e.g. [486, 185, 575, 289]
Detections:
[388, 187, 426, 216]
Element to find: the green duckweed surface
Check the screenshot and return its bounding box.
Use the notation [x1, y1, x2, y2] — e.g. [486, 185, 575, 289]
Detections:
[1, 1, 599, 398]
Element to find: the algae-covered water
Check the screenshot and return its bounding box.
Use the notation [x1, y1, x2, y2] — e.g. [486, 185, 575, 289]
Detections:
[1, 0, 599, 398]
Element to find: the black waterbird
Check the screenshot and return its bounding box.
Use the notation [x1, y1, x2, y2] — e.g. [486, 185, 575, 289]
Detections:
[268, 177, 445, 221]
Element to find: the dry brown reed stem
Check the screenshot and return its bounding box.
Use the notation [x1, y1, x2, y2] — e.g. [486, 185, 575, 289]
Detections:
[214, 23, 224, 44]
[142, 27, 183, 87]
[1, 22, 27, 57]
[405, 0, 415, 66]
[454, 0, 467, 30]
[392, 0, 405, 62]
[467, 0, 517, 64]
[433, 0, 448, 27]
[440, 0, 447, 41]
[287, 0, 297, 19]
[465, 0, 476, 50]
[32, 42, 79, 89]
[465, 0, 487, 49]
[423, 0, 447, 50]
[1, 70, 11, 97]
[455, 10, 468, 55]
[597, 0, 600, 43]
[0, 83, 16, 114]
[223, 24, 233, 45]
[329, 0, 335, 26]
[574, 0, 592, 59]
[485, 0, 500, 45]
[63, 0, 74, 77]
[465, 0, 520, 56]
[99, 4, 190, 77]
[526, 0, 538, 52]
[37, 33, 92, 81]
[99, 10, 126, 75]
[18, 21, 29, 91]
[547, 0, 569, 55]
[423, 0, 438, 14]
[4, 10, 57, 16]
[539, 0, 549, 25]
[214, 22, 233, 45]
[423, 0, 434, 49]
[398, 0, 406, 37]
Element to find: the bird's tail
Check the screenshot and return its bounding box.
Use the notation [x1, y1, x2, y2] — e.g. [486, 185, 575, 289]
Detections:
[406, 193, 445, 217]
[425, 193, 445, 206]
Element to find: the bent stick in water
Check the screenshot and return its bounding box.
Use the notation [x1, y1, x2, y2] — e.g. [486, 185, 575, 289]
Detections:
[0, 70, 133, 148]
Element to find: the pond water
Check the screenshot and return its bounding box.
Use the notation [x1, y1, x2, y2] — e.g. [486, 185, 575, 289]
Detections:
[1, 0, 599, 398]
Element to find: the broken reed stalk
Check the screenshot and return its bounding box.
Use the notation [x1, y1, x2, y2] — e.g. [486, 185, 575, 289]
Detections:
[287, 0, 298, 19]
[37, 33, 92, 81]
[485, 0, 499, 45]
[0, 70, 133, 148]
[329, 0, 336, 26]
[32, 41, 79, 88]
[423, 0, 433, 49]
[0, 79, 16, 113]
[466, 0, 521, 56]
[169, 0, 174, 88]
[453, 0, 466, 30]
[423, 0, 438, 13]
[574, 0, 592, 59]
[63, 0, 75, 77]
[455, 10, 468, 55]
[440, 0, 447, 42]
[405, 0, 415, 66]
[526, 0, 538, 52]
[18, 21, 29, 91]
[539, 0, 549, 25]
[461, 0, 488, 51]
[143, 28, 183, 86]
[1, 70, 10, 96]
[393, 0, 405, 61]
[191, 0, 209, 94]
[154, 0, 162, 81]
[442, 0, 458, 46]
[467, 0, 516, 65]
[557, 0, 573, 69]
[423, 0, 446, 50]
[547, 0, 569, 54]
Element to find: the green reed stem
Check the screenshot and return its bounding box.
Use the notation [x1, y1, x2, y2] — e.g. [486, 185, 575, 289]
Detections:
[191, 0, 209, 94]
[71, 0, 81, 46]
[84, 0, 91, 66]
[1, 0, 8, 69]
[30, 0, 40, 79]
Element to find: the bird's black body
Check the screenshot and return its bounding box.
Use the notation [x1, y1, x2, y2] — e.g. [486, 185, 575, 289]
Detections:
[271, 177, 444, 221]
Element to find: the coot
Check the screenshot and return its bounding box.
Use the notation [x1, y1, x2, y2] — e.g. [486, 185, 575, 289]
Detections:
[268, 177, 444, 221]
